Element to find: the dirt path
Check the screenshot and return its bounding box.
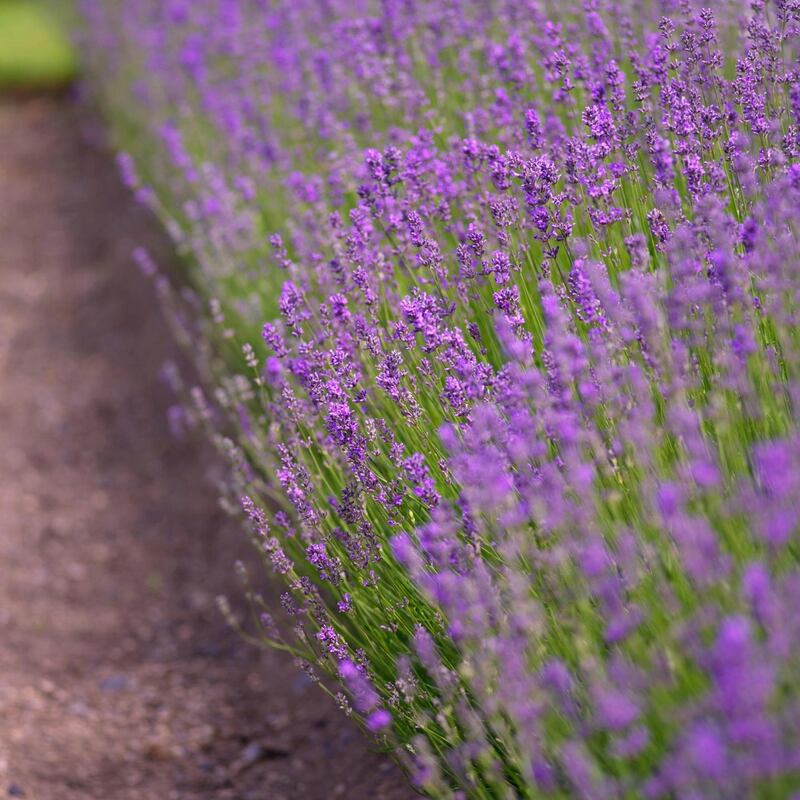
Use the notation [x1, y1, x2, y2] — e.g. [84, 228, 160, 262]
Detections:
[0, 98, 413, 800]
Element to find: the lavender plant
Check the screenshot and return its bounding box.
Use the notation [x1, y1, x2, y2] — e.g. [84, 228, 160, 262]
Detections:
[78, 1, 800, 796]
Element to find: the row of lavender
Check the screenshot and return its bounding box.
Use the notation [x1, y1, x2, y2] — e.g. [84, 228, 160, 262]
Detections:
[78, 1, 800, 797]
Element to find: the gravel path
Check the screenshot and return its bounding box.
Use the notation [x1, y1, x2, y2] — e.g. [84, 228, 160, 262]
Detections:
[0, 98, 413, 800]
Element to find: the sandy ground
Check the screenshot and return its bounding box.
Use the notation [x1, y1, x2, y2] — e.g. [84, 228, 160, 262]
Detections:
[0, 98, 414, 800]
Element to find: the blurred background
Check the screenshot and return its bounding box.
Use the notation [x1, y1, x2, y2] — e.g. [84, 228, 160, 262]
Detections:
[0, 0, 75, 92]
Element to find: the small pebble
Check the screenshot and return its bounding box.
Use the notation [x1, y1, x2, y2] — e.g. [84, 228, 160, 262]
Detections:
[98, 674, 128, 692]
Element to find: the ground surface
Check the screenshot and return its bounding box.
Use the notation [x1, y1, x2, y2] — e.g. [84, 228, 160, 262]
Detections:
[0, 98, 414, 800]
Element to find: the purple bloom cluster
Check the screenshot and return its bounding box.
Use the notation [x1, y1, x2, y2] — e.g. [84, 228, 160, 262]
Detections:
[79, 1, 800, 797]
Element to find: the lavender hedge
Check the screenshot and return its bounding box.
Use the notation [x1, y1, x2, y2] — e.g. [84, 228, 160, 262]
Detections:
[78, 1, 800, 797]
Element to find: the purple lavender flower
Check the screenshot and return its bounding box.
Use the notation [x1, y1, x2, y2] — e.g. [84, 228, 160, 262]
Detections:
[81, 1, 800, 796]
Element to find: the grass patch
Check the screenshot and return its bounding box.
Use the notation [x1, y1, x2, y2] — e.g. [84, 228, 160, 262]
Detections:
[0, 1, 76, 91]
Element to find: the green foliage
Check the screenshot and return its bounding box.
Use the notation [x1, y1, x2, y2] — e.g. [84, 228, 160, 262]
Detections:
[0, 1, 76, 90]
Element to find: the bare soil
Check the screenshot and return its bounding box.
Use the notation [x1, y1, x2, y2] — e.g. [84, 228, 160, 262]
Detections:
[0, 98, 415, 800]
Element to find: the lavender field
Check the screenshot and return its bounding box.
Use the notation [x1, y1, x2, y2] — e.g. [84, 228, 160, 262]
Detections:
[71, 1, 800, 797]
